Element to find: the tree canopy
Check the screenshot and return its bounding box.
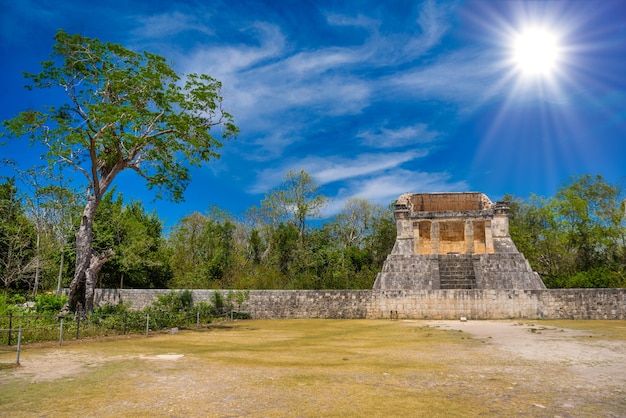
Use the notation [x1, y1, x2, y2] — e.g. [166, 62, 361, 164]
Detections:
[2, 30, 237, 314]
[508, 174, 626, 288]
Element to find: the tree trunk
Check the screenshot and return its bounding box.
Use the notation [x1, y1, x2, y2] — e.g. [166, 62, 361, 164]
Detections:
[32, 232, 41, 297]
[59, 196, 99, 317]
[56, 243, 65, 294]
[84, 249, 115, 313]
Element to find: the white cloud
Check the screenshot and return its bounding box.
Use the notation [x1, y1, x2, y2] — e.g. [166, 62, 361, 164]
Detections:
[357, 123, 440, 149]
[250, 151, 427, 194]
[168, 0, 460, 159]
[322, 169, 470, 217]
[285, 48, 363, 74]
[388, 48, 509, 109]
[127, 2, 477, 207]
[132, 11, 215, 38]
[325, 13, 379, 30]
[311, 152, 427, 184]
[182, 22, 286, 78]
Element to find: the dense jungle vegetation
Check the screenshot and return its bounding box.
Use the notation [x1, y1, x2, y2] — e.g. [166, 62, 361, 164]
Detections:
[1, 171, 624, 298]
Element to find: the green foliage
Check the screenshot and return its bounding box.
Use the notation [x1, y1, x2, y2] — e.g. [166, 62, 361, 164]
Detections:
[261, 170, 329, 236]
[35, 293, 67, 313]
[151, 290, 194, 313]
[2, 29, 237, 313]
[3, 30, 238, 202]
[0, 293, 14, 315]
[508, 174, 625, 288]
[211, 291, 225, 314]
[168, 212, 236, 288]
[93, 301, 129, 316]
[0, 178, 36, 292]
[93, 191, 172, 289]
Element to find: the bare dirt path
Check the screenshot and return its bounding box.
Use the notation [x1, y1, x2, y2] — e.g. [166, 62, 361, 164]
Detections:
[425, 319, 626, 412]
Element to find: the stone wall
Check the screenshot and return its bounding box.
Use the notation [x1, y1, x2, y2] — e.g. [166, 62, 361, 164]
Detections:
[91, 288, 626, 320]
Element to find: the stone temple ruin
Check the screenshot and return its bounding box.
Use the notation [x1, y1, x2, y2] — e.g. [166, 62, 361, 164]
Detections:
[374, 192, 546, 290]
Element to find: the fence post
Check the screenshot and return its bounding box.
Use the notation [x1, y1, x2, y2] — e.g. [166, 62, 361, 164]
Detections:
[145, 314, 149, 337]
[196, 311, 200, 328]
[76, 316, 80, 340]
[7, 313, 12, 346]
[16, 326, 22, 365]
[59, 319, 64, 346]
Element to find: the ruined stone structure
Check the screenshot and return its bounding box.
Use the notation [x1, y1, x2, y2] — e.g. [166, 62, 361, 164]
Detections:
[374, 192, 545, 290]
[90, 288, 626, 320]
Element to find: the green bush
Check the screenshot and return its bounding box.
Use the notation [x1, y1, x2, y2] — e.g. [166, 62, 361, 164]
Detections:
[94, 302, 129, 316]
[35, 293, 67, 313]
[567, 267, 625, 288]
[151, 290, 194, 314]
[211, 291, 225, 315]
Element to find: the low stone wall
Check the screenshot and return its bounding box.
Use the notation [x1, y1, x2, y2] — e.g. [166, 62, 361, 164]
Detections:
[92, 288, 626, 320]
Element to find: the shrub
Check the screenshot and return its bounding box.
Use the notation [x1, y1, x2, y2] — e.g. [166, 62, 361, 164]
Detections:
[211, 291, 225, 315]
[94, 302, 129, 316]
[152, 290, 194, 314]
[35, 293, 67, 313]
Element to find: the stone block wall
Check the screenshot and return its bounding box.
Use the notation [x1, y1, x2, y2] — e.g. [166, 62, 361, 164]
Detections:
[374, 255, 439, 290]
[408, 192, 490, 211]
[90, 288, 626, 320]
[473, 254, 541, 289]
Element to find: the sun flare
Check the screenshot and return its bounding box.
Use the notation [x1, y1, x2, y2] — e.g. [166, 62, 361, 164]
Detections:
[513, 28, 559, 75]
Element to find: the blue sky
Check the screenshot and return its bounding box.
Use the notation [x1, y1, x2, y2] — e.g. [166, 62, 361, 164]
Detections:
[1, 0, 625, 227]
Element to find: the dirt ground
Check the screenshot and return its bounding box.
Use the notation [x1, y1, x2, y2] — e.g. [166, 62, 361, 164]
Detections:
[1, 319, 625, 417]
[426, 320, 626, 386]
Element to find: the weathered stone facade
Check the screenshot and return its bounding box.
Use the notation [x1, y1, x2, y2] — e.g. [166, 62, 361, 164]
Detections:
[90, 288, 626, 320]
[374, 192, 546, 290]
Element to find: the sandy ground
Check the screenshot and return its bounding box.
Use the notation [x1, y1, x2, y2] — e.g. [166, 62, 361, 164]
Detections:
[425, 320, 626, 386]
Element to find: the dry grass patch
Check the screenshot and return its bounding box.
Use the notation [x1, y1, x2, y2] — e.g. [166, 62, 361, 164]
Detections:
[1, 319, 625, 417]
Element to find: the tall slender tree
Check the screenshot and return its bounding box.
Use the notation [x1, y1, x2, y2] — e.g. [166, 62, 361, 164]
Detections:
[0, 178, 36, 293]
[2, 30, 237, 315]
[261, 170, 328, 238]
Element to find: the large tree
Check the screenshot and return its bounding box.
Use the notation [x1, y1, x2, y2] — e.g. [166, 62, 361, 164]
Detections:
[2, 30, 237, 314]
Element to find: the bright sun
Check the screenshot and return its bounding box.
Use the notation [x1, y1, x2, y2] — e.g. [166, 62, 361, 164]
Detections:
[513, 28, 559, 75]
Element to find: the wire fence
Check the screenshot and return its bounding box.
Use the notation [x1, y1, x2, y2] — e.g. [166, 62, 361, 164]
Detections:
[0, 309, 249, 365]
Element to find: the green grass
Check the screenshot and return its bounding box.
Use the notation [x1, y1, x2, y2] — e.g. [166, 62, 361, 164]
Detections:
[1, 319, 625, 417]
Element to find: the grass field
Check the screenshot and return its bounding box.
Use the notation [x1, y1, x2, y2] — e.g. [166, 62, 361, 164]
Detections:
[1, 319, 625, 417]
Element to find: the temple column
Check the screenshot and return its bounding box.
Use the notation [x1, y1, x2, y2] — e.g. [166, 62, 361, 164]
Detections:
[431, 221, 440, 254]
[485, 220, 494, 254]
[464, 220, 474, 254]
[413, 222, 420, 254]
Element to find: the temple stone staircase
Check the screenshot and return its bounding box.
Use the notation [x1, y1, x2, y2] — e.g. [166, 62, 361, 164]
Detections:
[438, 255, 476, 289]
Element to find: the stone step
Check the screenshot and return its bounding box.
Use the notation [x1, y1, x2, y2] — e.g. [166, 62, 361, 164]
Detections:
[438, 255, 477, 290]
[440, 285, 475, 290]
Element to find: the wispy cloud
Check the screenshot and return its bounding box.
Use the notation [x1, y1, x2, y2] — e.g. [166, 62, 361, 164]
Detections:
[132, 11, 215, 38]
[389, 48, 508, 109]
[323, 169, 470, 216]
[357, 123, 440, 149]
[250, 151, 427, 194]
[127, 1, 480, 210]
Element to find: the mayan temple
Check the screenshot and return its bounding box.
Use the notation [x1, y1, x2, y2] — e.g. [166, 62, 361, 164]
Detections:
[374, 192, 546, 290]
